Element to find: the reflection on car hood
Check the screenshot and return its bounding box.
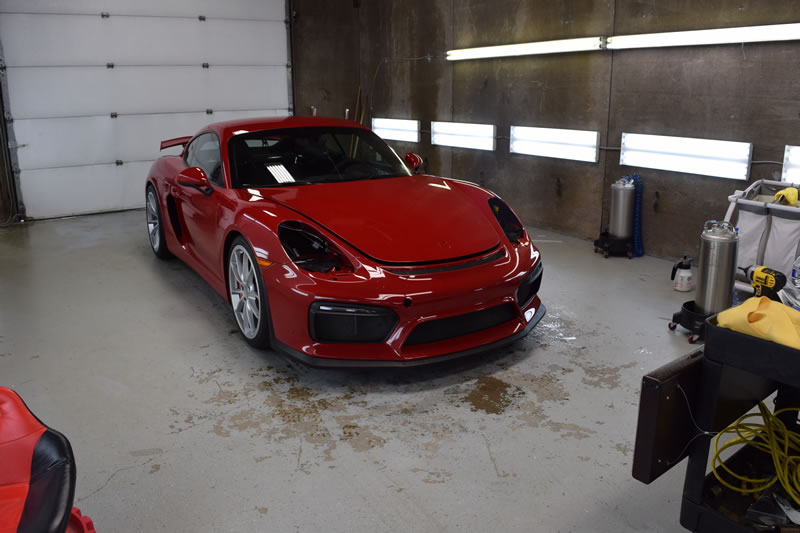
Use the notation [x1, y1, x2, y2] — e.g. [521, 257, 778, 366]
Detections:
[258, 175, 501, 264]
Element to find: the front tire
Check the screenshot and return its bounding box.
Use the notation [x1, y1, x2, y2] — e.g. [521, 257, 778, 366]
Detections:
[146, 185, 170, 259]
[228, 237, 271, 348]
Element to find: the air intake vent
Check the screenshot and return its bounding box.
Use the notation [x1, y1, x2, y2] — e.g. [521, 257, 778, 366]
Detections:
[404, 303, 517, 346]
[516, 262, 543, 308]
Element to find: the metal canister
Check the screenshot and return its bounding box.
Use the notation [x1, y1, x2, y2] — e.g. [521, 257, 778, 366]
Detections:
[609, 178, 635, 239]
[695, 220, 739, 315]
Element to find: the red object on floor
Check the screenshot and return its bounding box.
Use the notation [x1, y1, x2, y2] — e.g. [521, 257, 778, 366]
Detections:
[67, 507, 96, 533]
[0, 386, 78, 532]
[0, 387, 47, 531]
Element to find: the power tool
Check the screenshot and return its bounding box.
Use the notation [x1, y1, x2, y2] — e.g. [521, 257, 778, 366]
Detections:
[741, 265, 787, 300]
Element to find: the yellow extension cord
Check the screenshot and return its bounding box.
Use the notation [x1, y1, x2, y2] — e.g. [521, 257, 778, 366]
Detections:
[712, 403, 800, 505]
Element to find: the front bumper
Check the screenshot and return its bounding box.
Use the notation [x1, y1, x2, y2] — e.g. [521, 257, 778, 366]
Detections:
[271, 303, 545, 368]
[264, 240, 543, 365]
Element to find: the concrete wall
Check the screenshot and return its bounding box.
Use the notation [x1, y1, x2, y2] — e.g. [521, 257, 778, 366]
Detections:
[291, 0, 800, 259]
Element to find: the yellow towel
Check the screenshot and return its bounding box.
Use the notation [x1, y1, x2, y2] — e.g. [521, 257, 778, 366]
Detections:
[716, 297, 800, 350]
[774, 187, 798, 206]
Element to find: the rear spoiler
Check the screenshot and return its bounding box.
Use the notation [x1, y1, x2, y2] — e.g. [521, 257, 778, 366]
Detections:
[160, 136, 192, 150]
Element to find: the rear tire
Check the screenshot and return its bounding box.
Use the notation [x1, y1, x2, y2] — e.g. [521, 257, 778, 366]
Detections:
[146, 185, 170, 259]
[228, 237, 271, 348]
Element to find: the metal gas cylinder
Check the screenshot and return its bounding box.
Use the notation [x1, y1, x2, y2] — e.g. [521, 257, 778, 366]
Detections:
[695, 220, 739, 315]
[609, 178, 635, 239]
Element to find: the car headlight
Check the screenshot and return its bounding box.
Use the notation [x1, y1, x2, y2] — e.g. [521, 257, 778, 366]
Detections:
[278, 221, 354, 273]
[488, 198, 525, 243]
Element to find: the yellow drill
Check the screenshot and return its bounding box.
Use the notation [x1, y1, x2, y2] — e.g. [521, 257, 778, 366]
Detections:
[742, 265, 787, 300]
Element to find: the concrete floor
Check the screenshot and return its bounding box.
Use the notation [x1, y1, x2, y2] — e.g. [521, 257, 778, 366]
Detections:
[0, 210, 695, 532]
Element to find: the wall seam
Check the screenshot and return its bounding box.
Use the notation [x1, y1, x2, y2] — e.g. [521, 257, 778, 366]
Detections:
[600, 0, 618, 234]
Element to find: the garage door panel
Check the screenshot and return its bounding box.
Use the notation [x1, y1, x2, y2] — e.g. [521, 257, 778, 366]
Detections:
[14, 117, 112, 170]
[0, 0, 284, 20]
[208, 20, 287, 65]
[20, 162, 151, 219]
[15, 110, 291, 171]
[1, 0, 289, 218]
[7, 66, 289, 118]
[14, 110, 292, 170]
[1, 15, 286, 67]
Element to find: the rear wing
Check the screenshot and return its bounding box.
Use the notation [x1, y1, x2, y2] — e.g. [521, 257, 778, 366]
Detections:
[160, 136, 192, 151]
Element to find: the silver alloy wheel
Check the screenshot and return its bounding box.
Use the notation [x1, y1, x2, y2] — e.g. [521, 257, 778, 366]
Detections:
[146, 190, 160, 251]
[228, 244, 261, 339]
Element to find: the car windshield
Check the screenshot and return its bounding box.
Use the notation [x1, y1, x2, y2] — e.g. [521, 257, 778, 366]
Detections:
[228, 126, 413, 188]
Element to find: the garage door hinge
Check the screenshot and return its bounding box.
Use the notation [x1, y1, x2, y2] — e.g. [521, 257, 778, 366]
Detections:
[4, 113, 12, 124]
[7, 141, 27, 150]
[115, 160, 123, 166]
[206, 109, 213, 115]
[0, 62, 5, 73]
[11, 165, 20, 175]
[202, 62, 209, 68]
[110, 112, 118, 118]
[198, 15, 206, 21]
[100, 12, 110, 18]
[106, 62, 114, 69]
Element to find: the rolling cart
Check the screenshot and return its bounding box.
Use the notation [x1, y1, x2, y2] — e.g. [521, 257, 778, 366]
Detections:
[594, 232, 633, 259]
[632, 317, 800, 532]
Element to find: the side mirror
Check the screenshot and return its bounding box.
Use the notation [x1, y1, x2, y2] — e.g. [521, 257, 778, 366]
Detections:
[404, 152, 423, 173]
[177, 167, 212, 195]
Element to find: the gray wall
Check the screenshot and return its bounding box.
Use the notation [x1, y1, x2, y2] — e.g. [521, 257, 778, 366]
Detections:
[291, 0, 800, 258]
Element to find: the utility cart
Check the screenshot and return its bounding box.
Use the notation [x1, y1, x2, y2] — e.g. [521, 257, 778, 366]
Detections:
[633, 317, 800, 531]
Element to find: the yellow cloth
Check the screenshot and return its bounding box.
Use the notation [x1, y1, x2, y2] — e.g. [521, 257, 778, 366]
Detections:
[775, 187, 798, 206]
[717, 297, 800, 350]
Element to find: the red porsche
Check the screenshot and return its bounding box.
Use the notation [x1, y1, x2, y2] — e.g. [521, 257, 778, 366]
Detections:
[145, 116, 544, 366]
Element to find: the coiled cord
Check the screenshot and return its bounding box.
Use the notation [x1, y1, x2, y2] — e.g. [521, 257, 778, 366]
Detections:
[712, 402, 800, 505]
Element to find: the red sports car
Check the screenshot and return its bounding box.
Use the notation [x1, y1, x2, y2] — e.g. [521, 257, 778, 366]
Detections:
[145, 116, 544, 366]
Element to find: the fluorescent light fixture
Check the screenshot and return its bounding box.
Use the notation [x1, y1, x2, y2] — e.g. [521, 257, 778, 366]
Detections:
[371, 118, 420, 143]
[266, 164, 295, 183]
[607, 23, 800, 49]
[510, 126, 600, 163]
[431, 121, 496, 151]
[620, 133, 752, 180]
[782, 145, 800, 184]
[447, 37, 604, 61]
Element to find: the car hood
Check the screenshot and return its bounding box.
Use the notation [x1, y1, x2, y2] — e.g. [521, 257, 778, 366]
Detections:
[256, 175, 500, 264]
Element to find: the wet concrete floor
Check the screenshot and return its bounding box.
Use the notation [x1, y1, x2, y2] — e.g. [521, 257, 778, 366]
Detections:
[0, 210, 693, 531]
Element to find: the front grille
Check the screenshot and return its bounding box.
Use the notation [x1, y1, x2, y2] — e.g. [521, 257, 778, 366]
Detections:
[516, 262, 543, 308]
[309, 302, 397, 344]
[404, 303, 517, 346]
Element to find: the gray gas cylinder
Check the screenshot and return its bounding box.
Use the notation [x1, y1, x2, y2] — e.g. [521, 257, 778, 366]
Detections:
[609, 178, 635, 239]
[695, 220, 739, 315]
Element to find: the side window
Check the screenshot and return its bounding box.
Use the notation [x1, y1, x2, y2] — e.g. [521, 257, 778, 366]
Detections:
[185, 133, 223, 187]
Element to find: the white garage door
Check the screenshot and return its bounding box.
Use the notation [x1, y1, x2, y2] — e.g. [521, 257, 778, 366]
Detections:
[0, 0, 290, 219]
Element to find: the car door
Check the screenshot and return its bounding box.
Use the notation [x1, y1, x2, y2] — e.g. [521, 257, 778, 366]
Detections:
[176, 132, 227, 279]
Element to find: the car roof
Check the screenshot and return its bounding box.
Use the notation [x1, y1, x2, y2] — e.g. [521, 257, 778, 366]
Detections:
[206, 116, 370, 140]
